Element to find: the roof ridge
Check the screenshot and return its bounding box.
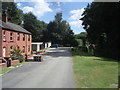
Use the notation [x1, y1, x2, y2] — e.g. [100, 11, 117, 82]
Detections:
[1, 20, 32, 34]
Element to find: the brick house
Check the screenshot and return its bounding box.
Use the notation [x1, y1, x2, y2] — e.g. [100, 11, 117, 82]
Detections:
[0, 12, 32, 59]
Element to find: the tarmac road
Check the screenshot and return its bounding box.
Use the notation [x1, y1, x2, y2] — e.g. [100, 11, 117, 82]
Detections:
[2, 47, 75, 88]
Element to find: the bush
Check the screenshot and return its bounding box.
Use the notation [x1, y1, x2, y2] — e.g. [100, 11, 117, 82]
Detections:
[78, 46, 88, 52]
[10, 47, 25, 62]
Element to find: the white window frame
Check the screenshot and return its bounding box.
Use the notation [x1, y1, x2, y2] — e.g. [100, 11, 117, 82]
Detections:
[10, 32, 13, 42]
[17, 33, 20, 41]
[3, 31, 6, 42]
[23, 34, 25, 41]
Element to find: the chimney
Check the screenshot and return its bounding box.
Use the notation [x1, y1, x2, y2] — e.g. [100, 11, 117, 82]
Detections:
[2, 10, 8, 23]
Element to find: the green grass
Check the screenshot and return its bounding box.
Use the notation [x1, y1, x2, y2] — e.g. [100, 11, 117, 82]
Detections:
[0, 62, 28, 74]
[0, 67, 13, 74]
[72, 49, 118, 88]
[12, 62, 27, 67]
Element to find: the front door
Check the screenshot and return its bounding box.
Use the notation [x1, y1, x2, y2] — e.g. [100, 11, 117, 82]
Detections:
[3, 47, 6, 57]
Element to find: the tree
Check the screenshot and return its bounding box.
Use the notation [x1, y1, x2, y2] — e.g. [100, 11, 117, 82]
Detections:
[23, 12, 47, 42]
[46, 13, 78, 47]
[75, 32, 87, 46]
[81, 2, 119, 59]
[2, 2, 24, 25]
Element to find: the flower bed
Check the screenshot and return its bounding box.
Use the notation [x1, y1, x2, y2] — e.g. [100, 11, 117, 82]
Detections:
[33, 50, 46, 55]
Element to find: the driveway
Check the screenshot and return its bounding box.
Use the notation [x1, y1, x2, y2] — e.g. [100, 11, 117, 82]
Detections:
[1, 47, 75, 88]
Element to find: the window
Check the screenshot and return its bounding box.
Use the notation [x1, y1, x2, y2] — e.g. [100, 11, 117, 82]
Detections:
[10, 46, 13, 52]
[3, 47, 6, 57]
[10, 32, 13, 42]
[3, 31, 6, 42]
[10, 46, 13, 56]
[28, 35, 30, 41]
[17, 33, 20, 41]
[28, 45, 30, 52]
[23, 46, 25, 53]
[23, 34, 25, 41]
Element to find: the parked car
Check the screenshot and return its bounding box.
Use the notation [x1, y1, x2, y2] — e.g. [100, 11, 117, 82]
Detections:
[58, 44, 63, 47]
[50, 44, 58, 48]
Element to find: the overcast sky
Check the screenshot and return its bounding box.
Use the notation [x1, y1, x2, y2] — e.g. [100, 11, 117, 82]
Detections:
[15, 0, 92, 34]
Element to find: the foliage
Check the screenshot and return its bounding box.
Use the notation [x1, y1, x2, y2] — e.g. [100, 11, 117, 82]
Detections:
[0, 67, 13, 74]
[2, 2, 24, 25]
[75, 32, 87, 46]
[46, 13, 78, 47]
[23, 12, 48, 42]
[2, 2, 78, 47]
[10, 47, 25, 62]
[81, 2, 119, 59]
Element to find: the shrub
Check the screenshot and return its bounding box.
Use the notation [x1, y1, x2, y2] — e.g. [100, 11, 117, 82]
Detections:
[10, 47, 25, 62]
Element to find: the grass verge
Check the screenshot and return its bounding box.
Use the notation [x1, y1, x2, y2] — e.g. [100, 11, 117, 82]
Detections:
[72, 49, 118, 88]
[0, 62, 28, 74]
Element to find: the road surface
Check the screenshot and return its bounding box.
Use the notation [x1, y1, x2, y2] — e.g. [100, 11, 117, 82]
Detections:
[1, 47, 75, 88]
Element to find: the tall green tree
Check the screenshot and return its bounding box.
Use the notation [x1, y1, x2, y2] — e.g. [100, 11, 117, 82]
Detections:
[46, 13, 78, 47]
[23, 12, 47, 42]
[81, 2, 119, 59]
[2, 2, 24, 25]
[75, 32, 87, 46]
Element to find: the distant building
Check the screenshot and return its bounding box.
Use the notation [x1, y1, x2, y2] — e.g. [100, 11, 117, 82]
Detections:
[46, 42, 52, 48]
[32, 42, 51, 51]
[0, 11, 32, 58]
[32, 42, 44, 51]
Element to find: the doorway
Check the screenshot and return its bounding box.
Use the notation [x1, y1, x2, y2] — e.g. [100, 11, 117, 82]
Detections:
[3, 47, 6, 57]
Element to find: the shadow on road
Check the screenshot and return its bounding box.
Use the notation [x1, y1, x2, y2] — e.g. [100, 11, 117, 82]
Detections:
[44, 47, 72, 57]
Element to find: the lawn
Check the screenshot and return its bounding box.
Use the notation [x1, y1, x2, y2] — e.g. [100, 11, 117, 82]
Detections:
[0, 62, 27, 74]
[72, 49, 118, 88]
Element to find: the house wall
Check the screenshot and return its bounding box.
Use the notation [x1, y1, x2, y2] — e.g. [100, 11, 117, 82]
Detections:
[47, 42, 51, 48]
[2, 29, 32, 57]
[0, 28, 2, 57]
[32, 43, 44, 51]
[45, 43, 48, 48]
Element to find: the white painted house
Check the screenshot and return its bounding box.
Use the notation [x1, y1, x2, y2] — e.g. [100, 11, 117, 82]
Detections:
[32, 42, 51, 51]
[32, 42, 44, 51]
[47, 42, 52, 48]
[45, 42, 52, 48]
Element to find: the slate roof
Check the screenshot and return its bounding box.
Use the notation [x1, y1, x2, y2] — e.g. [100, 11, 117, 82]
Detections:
[0, 20, 32, 34]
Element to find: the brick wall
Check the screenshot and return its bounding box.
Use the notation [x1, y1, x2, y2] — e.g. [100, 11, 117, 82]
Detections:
[0, 62, 7, 68]
[0, 60, 20, 68]
[2, 29, 32, 57]
[0, 28, 2, 57]
[11, 60, 20, 66]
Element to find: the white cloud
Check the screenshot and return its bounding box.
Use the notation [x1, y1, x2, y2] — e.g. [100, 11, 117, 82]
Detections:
[22, 6, 33, 13]
[69, 8, 84, 20]
[15, 0, 25, 2]
[69, 8, 85, 28]
[69, 20, 82, 28]
[21, 0, 53, 18]
[15, 0, 93, 2]
[17, 3, 21, 7]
